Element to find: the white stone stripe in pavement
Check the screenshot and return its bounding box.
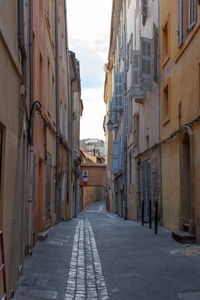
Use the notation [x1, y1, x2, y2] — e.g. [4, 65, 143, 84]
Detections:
[65, 219, 108, 300]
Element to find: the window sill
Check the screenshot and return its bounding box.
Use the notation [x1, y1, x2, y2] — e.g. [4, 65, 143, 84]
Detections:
[162, 54, 170, 69]
[162, 115, 170, 126]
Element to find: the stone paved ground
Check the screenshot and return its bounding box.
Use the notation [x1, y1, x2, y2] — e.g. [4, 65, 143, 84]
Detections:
[13, 201, 200, 300]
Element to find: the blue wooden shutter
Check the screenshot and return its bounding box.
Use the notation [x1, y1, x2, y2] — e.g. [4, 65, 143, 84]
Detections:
[118, 135, 124, 172]
[112, 141, 119, 174]
[109, 97, 116, 129]
[140, 37, 153, 91]
[114, 71, 123, 111]
[112, 95, 118, 128]
[178, 0, 183, 48]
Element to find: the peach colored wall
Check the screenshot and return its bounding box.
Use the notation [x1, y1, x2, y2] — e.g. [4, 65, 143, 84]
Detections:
[0, 1, 21, 295]
[80, 164, 106, 187]
[80, 164, 106, 209]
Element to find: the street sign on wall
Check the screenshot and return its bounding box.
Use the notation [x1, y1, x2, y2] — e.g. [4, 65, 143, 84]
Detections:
[83, 170, 88, 186]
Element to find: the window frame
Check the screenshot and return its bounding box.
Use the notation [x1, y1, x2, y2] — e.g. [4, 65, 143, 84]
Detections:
[188, 0, 197, 31]
[162, 78, 170, 125]
[161, 14, 170, 68]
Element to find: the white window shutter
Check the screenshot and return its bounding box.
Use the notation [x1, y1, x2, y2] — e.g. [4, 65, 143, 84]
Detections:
[112, 141, 119, 174]
[140, 37, 153, 91]
[178, 0, 183, 48]
[131, 50, 145, 99]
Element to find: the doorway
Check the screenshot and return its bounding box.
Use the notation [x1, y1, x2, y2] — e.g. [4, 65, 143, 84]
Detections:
[45, 153, 52, 228]
[180, 129, 194, 232]
[141, 160, 151, 222]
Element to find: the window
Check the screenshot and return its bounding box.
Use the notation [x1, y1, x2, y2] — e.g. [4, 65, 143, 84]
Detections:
[133, 113, 139, 148]
[39, 54, 43, 104]
[162, 15, 170, 66]
[178, 0, 197, 47]
[162, 80, 170, 125]
[153, 23, 158, 82]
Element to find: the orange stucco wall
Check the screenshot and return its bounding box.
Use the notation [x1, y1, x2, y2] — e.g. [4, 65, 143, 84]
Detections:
[160, 0, 200, 242]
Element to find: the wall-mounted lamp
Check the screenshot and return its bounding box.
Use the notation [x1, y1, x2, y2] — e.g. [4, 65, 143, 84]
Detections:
[106, 119, 113, 132]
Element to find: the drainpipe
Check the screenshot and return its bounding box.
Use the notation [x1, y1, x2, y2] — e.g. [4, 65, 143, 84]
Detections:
[26, 0, 34, 253]
[29, 0, 33, 145]
[18, 0, 27, 107]
[55, 0, 60, 221]
[64, 0, 71, 219]
[122, 0, 128, 219]
[71, 74, 77, 217]
[18, 0, 27, 257]
[158, 0, 163, 223]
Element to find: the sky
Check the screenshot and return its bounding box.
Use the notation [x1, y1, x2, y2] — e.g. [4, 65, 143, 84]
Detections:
[67, 0, 112, 141]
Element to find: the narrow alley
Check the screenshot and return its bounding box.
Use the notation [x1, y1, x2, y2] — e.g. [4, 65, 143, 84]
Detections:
[1, 0, 200, 299]
[13, 201, 200, 300]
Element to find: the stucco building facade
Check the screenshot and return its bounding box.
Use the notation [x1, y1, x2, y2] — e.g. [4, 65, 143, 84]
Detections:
[0, 0, 82, 297]
[105, 0, 200, 244]
[160, 0, 200, 242]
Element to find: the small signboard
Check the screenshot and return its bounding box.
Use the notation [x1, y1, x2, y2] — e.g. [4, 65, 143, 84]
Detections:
[83, 170, 88, 186]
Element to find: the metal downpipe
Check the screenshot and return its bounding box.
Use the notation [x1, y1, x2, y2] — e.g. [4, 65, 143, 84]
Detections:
[123, 0, 128, 220]
[158, 0, 163, 223]
[55, 0, 60, 222]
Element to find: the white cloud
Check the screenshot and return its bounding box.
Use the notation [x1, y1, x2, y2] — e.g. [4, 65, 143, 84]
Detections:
[67, 0, 112, 140]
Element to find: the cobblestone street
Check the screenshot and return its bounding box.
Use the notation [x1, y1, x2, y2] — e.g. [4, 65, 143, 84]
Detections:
[13, 201, 200, 300]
